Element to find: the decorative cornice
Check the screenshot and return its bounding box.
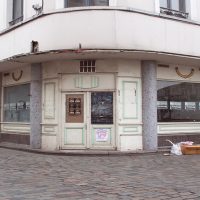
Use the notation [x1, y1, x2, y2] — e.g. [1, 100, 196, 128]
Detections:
[12, 70, 23, 81]
[175, 67, 194, 79]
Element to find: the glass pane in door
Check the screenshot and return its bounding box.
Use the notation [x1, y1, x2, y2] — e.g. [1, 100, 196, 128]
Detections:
[91, 92, 113, 124]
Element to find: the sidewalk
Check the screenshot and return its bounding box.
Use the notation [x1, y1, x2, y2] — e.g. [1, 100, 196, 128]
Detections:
[0, 142, 170, 156]
[0, 147, 200, 200]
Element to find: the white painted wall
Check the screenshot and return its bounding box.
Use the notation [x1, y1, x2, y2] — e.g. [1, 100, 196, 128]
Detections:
[24, 0, 43, 19]
[1, 10, 200, 61]
[0, 0, 7, 30]
[0, 0, 200, 32]
[190, 0, 200, 22]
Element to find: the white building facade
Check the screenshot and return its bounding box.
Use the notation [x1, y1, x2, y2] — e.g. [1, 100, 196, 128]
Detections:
[0, 0, 200, 151]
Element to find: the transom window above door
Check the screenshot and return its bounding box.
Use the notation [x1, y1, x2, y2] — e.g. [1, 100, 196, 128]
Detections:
[160, 0, 188, 18]
[64, 0, 109, 8]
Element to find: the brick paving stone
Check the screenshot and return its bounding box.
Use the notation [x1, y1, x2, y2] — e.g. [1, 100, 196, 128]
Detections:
[0, 149, 200, 199]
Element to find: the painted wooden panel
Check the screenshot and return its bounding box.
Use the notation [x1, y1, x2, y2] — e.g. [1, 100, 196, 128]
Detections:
[44, 82, 55, 119]
[2, 123, 30, 133]
[64, 128, 84, 145]
[118, 77, 142, 124]
[119, 125, 142, 136]
[122, 81, 137, 119]
[120, 135, 143, 151]
[61, 74, 115, 91]
[42, 135, 57, 151]
[123, 126, 138, 133]
[158, 122, 200, 134]
[74, 76, 99, 89]
[43, 125, 56, 133]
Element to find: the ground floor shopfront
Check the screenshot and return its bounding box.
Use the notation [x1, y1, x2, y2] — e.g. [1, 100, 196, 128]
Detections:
[0, 58, 200, 151]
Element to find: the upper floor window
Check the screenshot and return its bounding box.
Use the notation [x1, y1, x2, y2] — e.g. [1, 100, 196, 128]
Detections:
[9, 0, 23, 26]
[64, 0, 109, 8]
[160, 0, 188, 19]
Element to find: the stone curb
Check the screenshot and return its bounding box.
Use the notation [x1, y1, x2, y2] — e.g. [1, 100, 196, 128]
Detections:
[0, 143, 170, 156]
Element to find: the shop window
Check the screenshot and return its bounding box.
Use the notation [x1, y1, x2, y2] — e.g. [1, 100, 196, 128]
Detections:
[9, 0, 23, 26]
[91, 92, 113, 124]
[160, 0, 188, 18]
[3, 84, 30, 122]
[64, 0, 109, 8]
[157, 81, 200, 122]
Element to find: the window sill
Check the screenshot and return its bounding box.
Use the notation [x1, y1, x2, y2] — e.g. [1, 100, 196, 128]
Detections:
[160, 7, 189, 19]
[9, 16, 24, 26]
[0, 13, 43, 36]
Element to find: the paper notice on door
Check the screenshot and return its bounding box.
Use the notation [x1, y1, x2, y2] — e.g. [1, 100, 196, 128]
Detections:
[95, 129, 109, 142]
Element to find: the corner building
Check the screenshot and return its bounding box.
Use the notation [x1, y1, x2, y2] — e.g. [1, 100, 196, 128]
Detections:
[0, 0, 200, 151]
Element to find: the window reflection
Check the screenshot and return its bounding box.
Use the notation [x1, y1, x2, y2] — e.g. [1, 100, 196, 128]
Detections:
[4, 84, 30, 122]
[91, 92, 113, 124]
[157, 81, 200, 122]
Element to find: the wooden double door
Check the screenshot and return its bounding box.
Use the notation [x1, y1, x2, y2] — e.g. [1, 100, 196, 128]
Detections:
[61, 92, 115, 149]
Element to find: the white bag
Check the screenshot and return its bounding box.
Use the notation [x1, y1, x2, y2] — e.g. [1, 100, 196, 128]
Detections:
[166, 140, 182, 155]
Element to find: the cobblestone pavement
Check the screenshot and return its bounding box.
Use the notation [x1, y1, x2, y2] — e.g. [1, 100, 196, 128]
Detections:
[0, 149, 200, 200]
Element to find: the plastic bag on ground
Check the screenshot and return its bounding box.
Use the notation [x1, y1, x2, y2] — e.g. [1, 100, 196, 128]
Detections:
[166, 140, 182, 155]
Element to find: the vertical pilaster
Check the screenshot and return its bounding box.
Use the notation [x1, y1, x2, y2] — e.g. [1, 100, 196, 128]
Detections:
[30, 63, 42, 149]
[142, 61, 157, 151]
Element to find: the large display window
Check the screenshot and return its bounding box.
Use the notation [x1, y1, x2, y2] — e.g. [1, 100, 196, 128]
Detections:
[3, 84, 30, 122]
[157, 81, 200, 122]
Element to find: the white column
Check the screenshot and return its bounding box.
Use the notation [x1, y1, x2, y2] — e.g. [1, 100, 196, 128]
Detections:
[189, 0, 198, 21]
[55, 0, 64, 9]
[154, 0, 160, 14]
[109, 0, 117, 6]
